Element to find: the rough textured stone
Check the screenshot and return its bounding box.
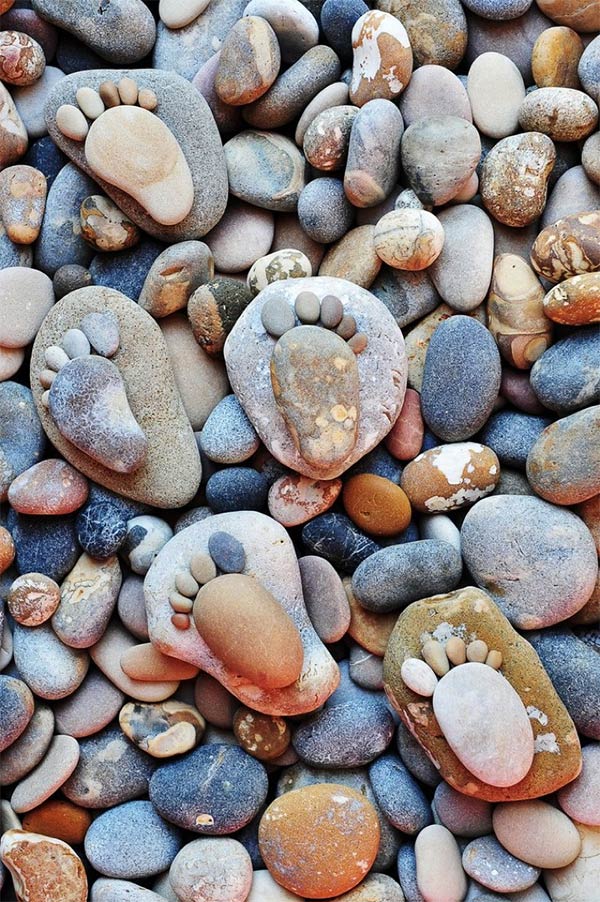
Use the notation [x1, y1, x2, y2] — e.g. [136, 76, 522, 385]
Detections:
[480, 133, 556, 227]
[526, 406, 600, 505]
[401, 115, 481, 206]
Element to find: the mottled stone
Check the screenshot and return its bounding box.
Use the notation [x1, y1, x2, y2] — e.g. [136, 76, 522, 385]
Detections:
[480, 133, 556, 227]
[243, 0, 320, 63]
[527, 406, 600, 505]
[0, 81, 28, 169]
[519, 88, 598, 142]
[401, 115, 481, 206]
[531, 211, 600, 283]
[169, 838, 252, 902]
[532, 26, 584, 88]
[0, 675, 33, 752]
[344, 99, 403, 208]
[349, 11, 412, 107]
[376, 0, 466, 69]
[225, 131, 306, 212]
[0, 165, 46, 245]
[248, 248, 312, 296]
[120, 700, 204, 758]
[374, 209, 444, 271]
[215, 16, 280, 106]
[0, 830, 87, 902]
[463, 835, 540, 893]
[269, 475, 342, 528]
[543, 272, 600, 326]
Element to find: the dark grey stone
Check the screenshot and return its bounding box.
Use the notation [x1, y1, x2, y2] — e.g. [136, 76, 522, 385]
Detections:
[370, 754, 432, 835]
[530, 328, 600, 414]
[293, 696, 395, 767]
[479, 410, 551, 469]
[34, 162, 96, 276]
[297, 177, 354, 243]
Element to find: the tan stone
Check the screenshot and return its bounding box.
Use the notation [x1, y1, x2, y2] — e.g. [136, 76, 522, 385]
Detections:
[319, 226, 382, 288]
[345, 577, 398, 656]
[374, 209, 444, 271]
[493, 800, 582, 868]
[531, 26, 584, 88]
[215, 16, 280, 106]
[0, 82, 27, 168]
[350, 10, 412, 107]
[383, 586, 582, 802]
[120, 644, 199, 681]
[480, 132, 556, 228]
[0, 165, 46, 244]
[531, 211, 600, 283]
[0, 830, 87, 902]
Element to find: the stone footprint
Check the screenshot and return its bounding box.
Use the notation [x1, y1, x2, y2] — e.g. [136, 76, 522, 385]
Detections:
[39, 311, 147, 474]
[262, 289, 368, 473]
[55, 76, 193, 226]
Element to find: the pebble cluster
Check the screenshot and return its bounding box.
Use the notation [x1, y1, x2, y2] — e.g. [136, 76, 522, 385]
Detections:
[0, 0, 599, 901]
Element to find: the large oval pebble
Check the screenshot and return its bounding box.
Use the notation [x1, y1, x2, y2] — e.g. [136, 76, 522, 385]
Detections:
[493, 800, 582, 868]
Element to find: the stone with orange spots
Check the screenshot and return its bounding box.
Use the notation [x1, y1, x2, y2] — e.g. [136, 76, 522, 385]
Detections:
[343, 474, 411, 536]
[233, 706, 291, 761]
[344, 577, 397, 656]
[0, 525, 15, 574]
[258, 783, 380, 898]
[268, 473, 342, 527]
[0, 829, 88, 902]
[350, 11, 412, 107]
[383, 585, 582, 802]
[22, 799, 92, 846]
[401, 442, 500, 513]
[8, 459, 88, 515]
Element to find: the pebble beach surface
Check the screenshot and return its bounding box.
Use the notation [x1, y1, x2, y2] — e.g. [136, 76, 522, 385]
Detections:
[0, 1, 599, 901]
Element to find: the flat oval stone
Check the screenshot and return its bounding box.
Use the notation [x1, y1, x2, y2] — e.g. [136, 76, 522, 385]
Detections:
[0, 164, 47, 244]
[120, 646, 199, 683]
[415, 825, 467, 902]
[215, 16, 280, 106]
[62, 728, 155, 808]
[421, 315, 501, 441]
[53, 553, 121, 649]
[343, 473, 411, 536]
[298, 177, 354, 244]
[269, 474, 342, 527]
[90, 621, 179, 703]
[159, 0, 211, 29]
[433, 781, 493, 837]
[259, 783, 380, 898]
[532, 25, 584, 89]
[369, 753, 432, 834]
[399, 65, 471, 127]
[85, 800, 181, 879]
[319, 226, 382, 288]
[493, 800, 582, 869]
[462, 835, 540, 893]
[401, 115, 481, 206]
[530, 329, 600, 414]
[303, 512, 380, 573]
[433, 662, 534, 787]
[519, 87, 598, 142]
[150, 743, 268, 834]
[225, 130, 305, 212]
[527, 406, 600, 505]
[193, 573, 304, 690]
[13, 623, 88, 700]
[0, 829, 87, 902]
[54, 669, 125, 738]
[298, 555, 350, 643]
[344, 99, 404, 208]
[11, 735, 80, 814]
[531, 211, 600, 283]
[461, 494, 598, 628]
[8, 573, 60, 626]
[0, 266, 54, 349]
[292, 695, 395, 767]
[169, 838, 252, 902]
[467, 51, 525, 138]
[22, 799, 92, 846]
[0, 675, 34, 753]
[8, 460, 88, 515]
[558, 744, 600, 826]
[349, 11, 412, 107]
[429, 205, 494, 312]
[0, 704, 53, 786]
[203, 200, 272, 275]
[480, 132, 556, 227]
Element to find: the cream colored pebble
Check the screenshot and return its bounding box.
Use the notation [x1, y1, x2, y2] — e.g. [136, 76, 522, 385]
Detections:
[190, 552, 217, 585]
[99, 81, 120, 108]
[169, 591, 193, 613]
[422, 639, 450, 676]
[445, 636, 466, 666]
[76, 87, 105, 120]
[44, 345, 69, 371]
[41, 390, 50, 407]
[486, 649, 503, 670]
[56, 104, 89, 141]
[467, 639, 489, 663]
[118, 77, 138, 105]
[401, 657, 438, 697]
[39, 368, 56, 389]
[138, 88, 158, 111]
[175, 571, 199, 598]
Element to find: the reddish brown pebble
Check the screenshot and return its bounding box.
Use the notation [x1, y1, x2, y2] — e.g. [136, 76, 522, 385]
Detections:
[345, 578, 398, 656]
[8, 460, 89, 516]
[233, 706, 291, 761]
[120, 643, 200, 682]
[98, 81, 120, 108]
[22, 800, 92, 846]
[336, 314, 357, 339]
[268, 473, 342, 527]
[348, 332, 368, 354]
[259, 783, 380, 898]
[171, 613, 190, 630]
[343, 473, 412, 537]
[0, 525, 15, 574]
[385, 388, 424, 460]
[8, 573, 61, 626]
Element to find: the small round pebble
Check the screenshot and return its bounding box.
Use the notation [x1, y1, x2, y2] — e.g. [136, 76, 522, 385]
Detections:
[7, 573, 60, 626]
[401, 658, 438, 697]
[207, 531, 246, 573]
[169, 838, 253, 902]
[76, 502, 128, 560]
[205, 468, 269, 513]
[200, 395, 259, 465]
[463, 836, 541, 893]
[234, 707, 291, 762]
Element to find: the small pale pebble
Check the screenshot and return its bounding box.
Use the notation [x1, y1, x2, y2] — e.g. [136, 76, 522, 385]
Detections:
[75, 87, 104, 120]
[138, 88, 158, 111]
[401, 658, 438, 697]
[118, 77, 138, 105]
[415, 825, 468, 902]
[261, 296, 296, 336]
[62, 330, 90, 359]
[190, 552, 217, 585]
[158, 0, 211, 29]
[493, 800, 583, 869]
[486, 650, 503, 669]
[467, 639, 489, 663]
[422, 639, 449, 676]
[169, 592, 193, 613]
[56, 104, 89, 141]
[445, 636, 466, 666]
[175, 571, 199, 597]
[10, 735, 80, 814]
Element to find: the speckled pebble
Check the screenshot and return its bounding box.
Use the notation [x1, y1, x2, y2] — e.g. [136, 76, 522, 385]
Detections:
[13, 622, 88, 700]
[433, 781, 493, 837]
[369, 754, 432, 835]
[207, 530, 246, 573]
[530, 329, 600, 414]
[200, 394, 259, 464]
[462, 835, 540, 893]
[76, 501, 128, 559]
[0, 675, 34, 753]
[293, 695, 394, 767]
[206, 467, 269, 513]
[479, 410, 551, 469]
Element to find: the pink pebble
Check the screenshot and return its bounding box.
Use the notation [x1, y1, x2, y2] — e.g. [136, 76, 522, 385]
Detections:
[385, 388, 424, 460]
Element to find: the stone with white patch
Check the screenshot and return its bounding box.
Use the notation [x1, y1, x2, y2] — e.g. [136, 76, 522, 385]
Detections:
[349, 10, 413, 107]
[401, 442, 500, 513]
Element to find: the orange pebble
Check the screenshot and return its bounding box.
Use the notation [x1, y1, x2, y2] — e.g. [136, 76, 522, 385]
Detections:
[342, 473, 411, 536]
[22, 800, 92, 845]
[0, 525, 15, 574]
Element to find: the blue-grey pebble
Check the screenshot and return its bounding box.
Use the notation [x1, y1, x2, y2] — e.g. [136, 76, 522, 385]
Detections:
[379, 521, 420, 548]
[321, 0, 369, 60]
[7, 509, 79, 582]
[62, 728, 156, 808]
[396, 719, 441, 788]
[369, 754, 432, 835]
[433, 782, 493, 837]
[149, 743, 268, 834]
[479, 410, 551, 469]
[34, 162, 96, 275]
[352, 540, 462, 613]
[297, 177, 354, 243]
[85, 800, 182, 879]
[529, 628, 600, 740]
[494, 467, 534, 495]
[293, 695, 394, 767]
[462, 0, 533, 19]
[200, 394, 259, 464]
[349, 446, 403, 483]
[397, 843, 424, 902]
[0, 382, 45, 498]
[578, 34, 600, 104]
[76, 502, 128, 559]
[13, 622, 88, 700]
[371, 267, 440, 329]
[302, 512, 380, 572]
[462, 835, 540, 893]
[349, 643, 384, 690]
[174, 506, 213, 533]
[530, 328, 600, 414]
[205, 467, 268, 512]
[327, 659, 377, 707]
[421, 315, 502, 441]
[207, 530, 246, 573]
[89, 240, 166, 300]
[87, 483, 148, 520]
[0, 229, 32, 268]
[344, 99, 404, 208]
[24, 136, 67, 189]
[0, 675, 33, 753]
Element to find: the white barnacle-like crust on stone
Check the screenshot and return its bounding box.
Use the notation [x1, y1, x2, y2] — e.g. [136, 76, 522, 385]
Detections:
[425, 484, 497, 512]
[427, 442, 486, 485]
[351, 11, 410, 91]
[527, 706, 549, 726]
[534, 733, 560, 754]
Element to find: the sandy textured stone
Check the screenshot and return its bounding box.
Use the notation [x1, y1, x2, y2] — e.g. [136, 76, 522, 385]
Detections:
[0, 266, 54, 349]
[319, 226, 382, 289]
[30, 287, 201, 508]
[349, 11, 413, 107]
[544, 823, 600, 902]
[536, 0, 599, 30]
[532, 26, 584, 88]
[519, 88, 599, 142]
[429, 205, 493, 311]
[53, 554, 121, 649]
[215, 16, 280, 106]
[383, 586, 582, 801]
[487, 254, 552, 369]
[399, 64, 471, 126]
[376, 0, 467, 70]
[0, 82, 28, 168]
[145, 511, 339, 716]
[480, 132, 556, 227]
[401, 443, 499, 513]
[531, 211, 600, 283]
[0, 829, 87, 902]
[225, 277, 406, 480]
[45, 69, 228, 242]
[526, 406, 600, 505]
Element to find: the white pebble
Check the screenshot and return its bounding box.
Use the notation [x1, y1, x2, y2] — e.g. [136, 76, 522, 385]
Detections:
[76, 87, 105, 120]
[56, 104, 89, 141]
[401, 658, 438, 697]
